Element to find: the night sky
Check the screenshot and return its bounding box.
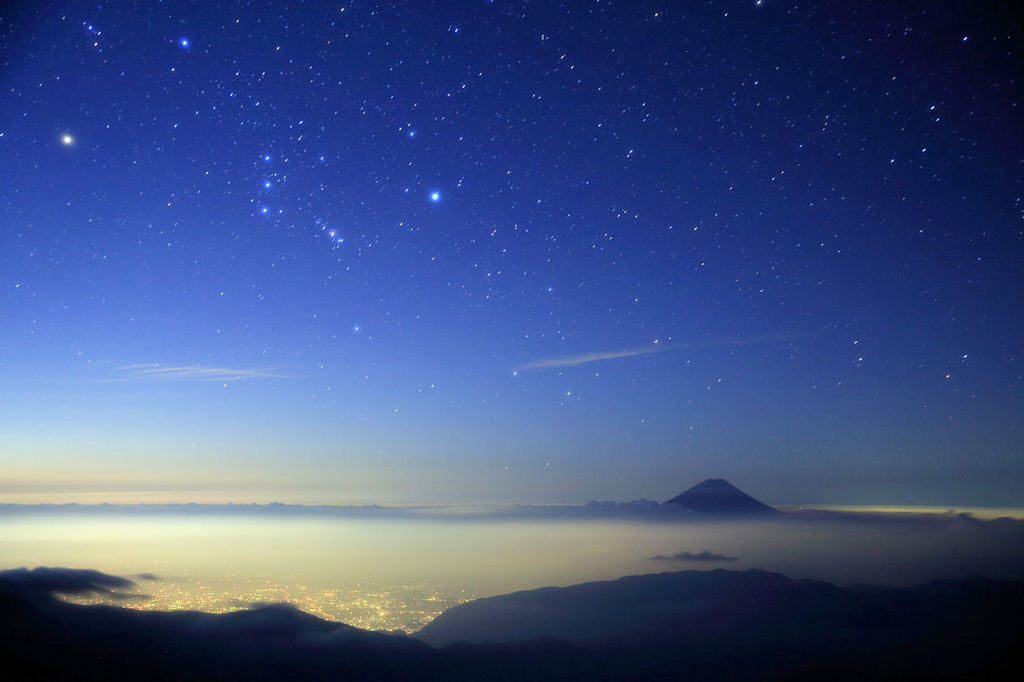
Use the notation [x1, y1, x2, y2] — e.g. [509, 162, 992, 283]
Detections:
[1, 0, 1020, 506]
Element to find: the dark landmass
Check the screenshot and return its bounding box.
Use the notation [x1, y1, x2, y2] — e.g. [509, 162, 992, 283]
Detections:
[0, 567, 435, 682]
[2, 567, 1022, 681]
[664, 478, 777, 515]
[418, 569, 1024, 679]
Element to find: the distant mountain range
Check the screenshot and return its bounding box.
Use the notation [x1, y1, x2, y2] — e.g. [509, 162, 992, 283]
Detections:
[663, 478, 777, 515]
[2, 566, 1021, 681]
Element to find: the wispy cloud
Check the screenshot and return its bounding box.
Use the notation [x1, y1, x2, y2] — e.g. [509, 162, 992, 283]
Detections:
[519, 347, 665, 370]
[115, 364, 291, 382]
[518, 332, 806, 371]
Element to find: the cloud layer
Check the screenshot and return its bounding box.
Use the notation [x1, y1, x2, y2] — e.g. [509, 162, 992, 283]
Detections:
[0, 566, 136, 595]
[650, 550, 739, 562]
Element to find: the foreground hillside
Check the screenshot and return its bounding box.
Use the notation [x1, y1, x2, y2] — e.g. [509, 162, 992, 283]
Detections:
[1, 567, 1021, 681]
[417, 568, 1024, 679]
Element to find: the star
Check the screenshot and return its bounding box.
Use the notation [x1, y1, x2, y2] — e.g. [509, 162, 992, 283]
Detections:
[60, 133, 74, 146]
[429, 191, 441, 203]
[179, 37, 190, 48]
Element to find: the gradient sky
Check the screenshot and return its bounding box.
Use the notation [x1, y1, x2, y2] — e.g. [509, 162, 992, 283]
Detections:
[1, 0, 1020, 506]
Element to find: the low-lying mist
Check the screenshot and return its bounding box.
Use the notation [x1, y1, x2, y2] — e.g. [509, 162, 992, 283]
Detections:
[3, 505, 1022, 630]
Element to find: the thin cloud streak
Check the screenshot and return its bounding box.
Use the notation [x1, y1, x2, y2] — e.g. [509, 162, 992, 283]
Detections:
[519, 333, 805, 371]
[115, 364, 291, 381]
[519, 347, 665, 369]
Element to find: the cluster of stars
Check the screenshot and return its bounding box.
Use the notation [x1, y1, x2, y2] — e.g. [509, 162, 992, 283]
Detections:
[2, 0, 1017, 506]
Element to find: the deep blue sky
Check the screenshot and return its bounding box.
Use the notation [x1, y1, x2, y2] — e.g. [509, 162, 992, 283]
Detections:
[1, 0, 1020, 506]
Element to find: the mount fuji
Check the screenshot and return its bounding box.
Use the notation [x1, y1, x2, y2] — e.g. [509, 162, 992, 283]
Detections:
[663, 479, 776, 515]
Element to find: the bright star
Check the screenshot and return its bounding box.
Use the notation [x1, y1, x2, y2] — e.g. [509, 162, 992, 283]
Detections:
[179, 37, 190, 48]
[429, 191, 441, 203]
[60, 133, 74, 146]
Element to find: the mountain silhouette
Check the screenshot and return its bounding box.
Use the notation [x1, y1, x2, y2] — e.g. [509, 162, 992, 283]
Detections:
[415, 569, 1024, 680]
[663, 478, 776, 514]
[3, 566, 1023, 681]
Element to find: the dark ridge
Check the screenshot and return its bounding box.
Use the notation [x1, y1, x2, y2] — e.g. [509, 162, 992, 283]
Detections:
[3, 566, 1023, 681]
[415, 569, 1024, 680]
